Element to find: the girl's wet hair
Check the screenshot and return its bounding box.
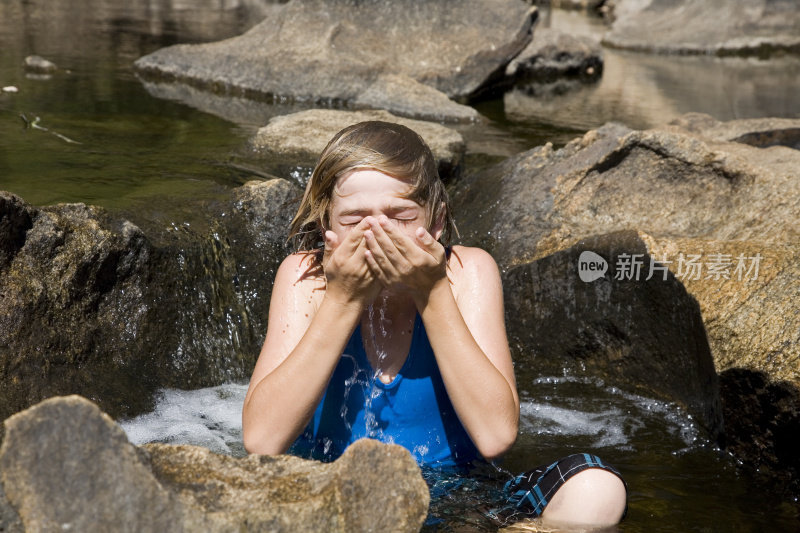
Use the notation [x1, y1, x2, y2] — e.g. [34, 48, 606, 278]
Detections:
[289, 120, 456, 261]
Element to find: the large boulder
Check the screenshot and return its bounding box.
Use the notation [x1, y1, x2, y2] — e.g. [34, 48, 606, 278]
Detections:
[451, 114, 800, 486]
[0, 179, 300, 424]
[134, 0, 537, 121]
[0, 396, 429, 532]
[603, 0, 800, 56]
[249, 109, 466, 183]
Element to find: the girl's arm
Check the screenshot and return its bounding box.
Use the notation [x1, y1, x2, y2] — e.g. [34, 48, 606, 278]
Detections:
[242, 221, 380, 455]
[363, 217, 519, 460]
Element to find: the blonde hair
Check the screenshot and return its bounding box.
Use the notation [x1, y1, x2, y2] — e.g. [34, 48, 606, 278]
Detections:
[289, 121, 456, 261]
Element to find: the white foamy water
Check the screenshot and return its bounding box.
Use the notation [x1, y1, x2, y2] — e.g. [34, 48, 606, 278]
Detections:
[118, 376, 702, 459]
[119, 383, 248, 457]
[519, 376, 702, 452]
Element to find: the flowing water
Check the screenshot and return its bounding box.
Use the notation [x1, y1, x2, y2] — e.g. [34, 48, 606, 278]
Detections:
[3, 1, 800, 531]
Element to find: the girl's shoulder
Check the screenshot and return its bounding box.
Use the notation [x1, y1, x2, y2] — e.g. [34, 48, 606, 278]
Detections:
[447, 245, 500, 278]
[274, 251, 326, 297]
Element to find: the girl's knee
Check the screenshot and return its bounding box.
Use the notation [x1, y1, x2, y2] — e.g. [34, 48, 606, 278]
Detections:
[541, 468, 627, 528]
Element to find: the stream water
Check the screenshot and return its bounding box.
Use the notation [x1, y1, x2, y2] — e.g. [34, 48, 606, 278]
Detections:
[2, 1, 800, 531]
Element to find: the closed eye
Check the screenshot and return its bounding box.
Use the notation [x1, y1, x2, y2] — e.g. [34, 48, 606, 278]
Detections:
[339, 216, 363, 226]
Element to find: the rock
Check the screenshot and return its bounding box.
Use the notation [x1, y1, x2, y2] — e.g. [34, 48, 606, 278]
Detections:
[452, 115, 800, 268]
[0, 197, 160, 423]
[504, 229, 722, 436]
[354, 74, 480, 123]
[603, 0, 800, 56]
[134, 0, 537, 120]
[0, 180, 300, 424]
[23, 55, 57, 73]
[451, 114, 800, 490]
[144, 439, 429, 532]
[506, 28, 603, 82]
[0, 396, 188, 532]
[250, 109, 466, 183]
[0, 396, 429, 532]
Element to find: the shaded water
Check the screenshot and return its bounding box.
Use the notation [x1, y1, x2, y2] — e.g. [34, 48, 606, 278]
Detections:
[2, 1, 800, 531]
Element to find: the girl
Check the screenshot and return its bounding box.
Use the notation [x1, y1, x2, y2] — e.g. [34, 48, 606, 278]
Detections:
[242, 121, 626, 528]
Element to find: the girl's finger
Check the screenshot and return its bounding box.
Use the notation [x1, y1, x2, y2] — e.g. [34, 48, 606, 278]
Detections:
[365, 250, 392, 287]
[365, 229, 401, 279]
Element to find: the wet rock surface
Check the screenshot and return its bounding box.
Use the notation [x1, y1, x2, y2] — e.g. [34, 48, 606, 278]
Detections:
[250, 109, 466, 183]
[506, 27, 603, 83]
[0, 396, 429, 532]
[134, 0, 536, 120]
[603, 0, 800, 56]
[0, 179, 300, 424]
[451, 113, 800, 492]
[503, 230, 722, 436]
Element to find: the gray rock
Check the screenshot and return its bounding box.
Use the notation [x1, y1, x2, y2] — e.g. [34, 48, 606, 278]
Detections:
[0, 180, 300, 424]
[451, 114, 800, 488]
[354, 74, 479, 123]
[603, 0, 800, 56]
[23, 55, 57, 73]
[0, 396, 188, 532]
[134, 0, 536, 120]
[506, 28, 603, 82]
[250, 109, 466, 183]
[0, 396, 429, 532]
[452, 116, 800, 268]
[504, 229, 722, 436]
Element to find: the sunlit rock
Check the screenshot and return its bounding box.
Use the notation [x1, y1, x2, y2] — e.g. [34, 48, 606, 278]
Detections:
[451, 113, 800, 493]
[0, 396, 429, 532]
[250, 109, 466, 183]
[603, 0, 800, 56]
[134, 0, 536, 120]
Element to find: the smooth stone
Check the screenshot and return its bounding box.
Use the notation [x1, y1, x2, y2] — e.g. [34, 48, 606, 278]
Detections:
[134, 0, 536, 120]
[603, 0, 800, 56]
[250, 109, 466, 183]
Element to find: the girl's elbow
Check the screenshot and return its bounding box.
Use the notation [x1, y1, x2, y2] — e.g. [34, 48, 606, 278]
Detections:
[478, 421, 518, 461]
[242, 424, 287, 456]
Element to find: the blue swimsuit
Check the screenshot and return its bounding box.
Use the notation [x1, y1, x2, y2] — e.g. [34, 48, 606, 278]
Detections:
[290, 313, 480, 467]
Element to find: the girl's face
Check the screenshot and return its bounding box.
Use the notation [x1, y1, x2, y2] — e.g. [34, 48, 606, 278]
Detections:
[328, 169, 440, 243]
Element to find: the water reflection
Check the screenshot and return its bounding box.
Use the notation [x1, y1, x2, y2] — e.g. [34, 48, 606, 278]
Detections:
[505, 50, 800, 131]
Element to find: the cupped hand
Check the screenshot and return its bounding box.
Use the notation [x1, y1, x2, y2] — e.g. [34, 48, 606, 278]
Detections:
[362, 215, 447, 300]
[322, 220, 382, 307]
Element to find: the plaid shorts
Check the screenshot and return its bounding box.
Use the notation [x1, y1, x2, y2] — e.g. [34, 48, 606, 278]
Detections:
[503, 453, 627, 518]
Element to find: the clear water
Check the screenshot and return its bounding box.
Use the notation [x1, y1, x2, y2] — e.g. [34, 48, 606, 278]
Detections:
[3, 1, 800, 531]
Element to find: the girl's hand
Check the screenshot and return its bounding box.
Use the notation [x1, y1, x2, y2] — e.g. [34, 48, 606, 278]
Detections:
[362, 215, 447, 302]
[322, 220, 382, 307]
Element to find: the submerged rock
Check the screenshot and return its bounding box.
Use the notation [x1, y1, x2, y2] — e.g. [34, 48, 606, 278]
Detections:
[134, 0, 536, 121]
[0, 396, 429, 532]
[603, 0, 800, 56]
[250, 109, 466, 183]
[23, 55, 57, 73]
[451, 113, 800, 491]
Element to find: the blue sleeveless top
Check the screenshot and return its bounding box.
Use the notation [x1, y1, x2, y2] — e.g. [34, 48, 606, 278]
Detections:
[290, 313, 480, 467]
